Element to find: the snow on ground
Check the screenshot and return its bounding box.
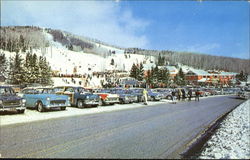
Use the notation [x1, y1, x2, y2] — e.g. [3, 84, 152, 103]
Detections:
[198, 99, 250, 159]
[0, 100, 172, 126]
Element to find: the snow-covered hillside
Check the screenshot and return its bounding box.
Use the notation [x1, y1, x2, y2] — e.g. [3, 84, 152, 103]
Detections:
[1, 32, 156, 87]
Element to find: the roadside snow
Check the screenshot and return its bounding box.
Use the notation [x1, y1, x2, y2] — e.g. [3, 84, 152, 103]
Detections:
[199, 99, 250, 159]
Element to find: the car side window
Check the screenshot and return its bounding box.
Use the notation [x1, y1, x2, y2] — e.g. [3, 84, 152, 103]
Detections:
[65, 88, 74, 93]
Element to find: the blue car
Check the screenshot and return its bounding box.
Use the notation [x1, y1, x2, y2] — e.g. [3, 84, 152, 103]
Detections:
[20, 87, 70, 112]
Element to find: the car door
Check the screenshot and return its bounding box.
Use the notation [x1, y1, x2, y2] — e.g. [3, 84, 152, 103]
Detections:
[23, 89, 36, 108]
[64, 87, 75, 104]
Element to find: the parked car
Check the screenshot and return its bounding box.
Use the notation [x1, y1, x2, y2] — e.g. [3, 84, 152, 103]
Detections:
[237, 88, 250, 99]
[94, 89, 120, 106]
[146, 89, 162, 101]
[0, 86, 26, 113]
[154, 88, 173, 100]
[128, 88, 144, 102]
[110, 88, 137, 104]
[54, 86, 100, 108]
[204, 88, 217, 96]
[20, 87, 70, 112]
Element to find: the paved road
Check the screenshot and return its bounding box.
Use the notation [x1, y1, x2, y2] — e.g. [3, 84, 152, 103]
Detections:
[0, 96, 245, 158]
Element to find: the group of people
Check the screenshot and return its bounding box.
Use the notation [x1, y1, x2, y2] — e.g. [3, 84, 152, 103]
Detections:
[171, 88, 200, 103]
[142, 88, 200, 105]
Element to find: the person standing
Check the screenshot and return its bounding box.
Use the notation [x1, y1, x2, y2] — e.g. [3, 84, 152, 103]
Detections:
[171, 89, 177, 104]
[188, 89, 192, 101]
[182, 89, 186, 101]
[178, 89, 182, 101]
[195, 89, 200, 101]
[143, 89, 148, 105]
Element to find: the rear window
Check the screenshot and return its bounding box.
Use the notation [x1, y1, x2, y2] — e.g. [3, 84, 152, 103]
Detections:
[0, 87, 15, 95]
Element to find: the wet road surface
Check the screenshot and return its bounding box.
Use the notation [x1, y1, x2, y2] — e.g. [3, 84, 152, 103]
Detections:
[0, 96, 245, 158]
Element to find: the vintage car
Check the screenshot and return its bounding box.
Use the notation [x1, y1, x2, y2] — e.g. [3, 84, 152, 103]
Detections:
[128, 88, 144, 103]
[146, 89, 162, 101]
[154, 88, 173, 100]
[20, 87, 70, 112]
[110, 88, 137, 104]
[53, 86, 100, 108]
[94, 89, 120, 106]
[237, 88, 250, 100]
[0, 86, 26, 113]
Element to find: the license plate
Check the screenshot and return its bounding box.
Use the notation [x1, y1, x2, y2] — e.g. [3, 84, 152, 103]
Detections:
[9, 108, 16, 111]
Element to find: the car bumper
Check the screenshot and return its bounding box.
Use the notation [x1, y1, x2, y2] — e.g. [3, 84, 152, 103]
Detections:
[84, 100, 99, 105]
[44, 104, 69, 109]
[0, 106, 25, 111]
[104, 99, 120, 104]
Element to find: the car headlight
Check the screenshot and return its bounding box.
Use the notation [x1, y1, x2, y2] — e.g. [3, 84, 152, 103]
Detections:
[86, 96, 89, 99]
[0, 100, 2, 105]
[22, 99, 26, 103]
[47, 97, 50, 101]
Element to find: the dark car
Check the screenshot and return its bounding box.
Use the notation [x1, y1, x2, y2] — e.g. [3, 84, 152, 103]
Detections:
[0, 86, 26, 113]
[54, 86, 100, 108]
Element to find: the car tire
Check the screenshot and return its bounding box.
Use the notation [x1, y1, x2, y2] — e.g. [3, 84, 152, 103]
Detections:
[77, 100, 84, 108]
[17, 109, 25, 114]
[60, 107, 66, 110]
[167, 95, 172, 100]
[37, 102, 45, 112]
[99, 99, 104, 106]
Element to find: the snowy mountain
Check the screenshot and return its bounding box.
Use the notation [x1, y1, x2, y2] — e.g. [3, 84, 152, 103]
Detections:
[0, 26, 156, 87]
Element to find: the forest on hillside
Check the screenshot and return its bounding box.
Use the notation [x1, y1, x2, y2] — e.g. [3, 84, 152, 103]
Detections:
[126, 48, 250, 74]
[0, 26, 49, 52]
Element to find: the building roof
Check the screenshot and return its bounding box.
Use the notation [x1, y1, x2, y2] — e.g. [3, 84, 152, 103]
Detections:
[187, 68, 210, 76]
[219, 72, 238, 76]
[158, 66, 178, 74]
[143, 63, 156, 71]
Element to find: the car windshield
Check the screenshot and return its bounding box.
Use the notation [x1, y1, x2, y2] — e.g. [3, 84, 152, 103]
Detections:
[54, 87, 65, 93]
[77, 87, 87, 93]
[0, 87, 15, 96]
[39, 88, 56, 94]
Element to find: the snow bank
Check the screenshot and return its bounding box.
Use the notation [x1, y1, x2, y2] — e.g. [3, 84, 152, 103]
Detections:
[199, 100, 250, 159]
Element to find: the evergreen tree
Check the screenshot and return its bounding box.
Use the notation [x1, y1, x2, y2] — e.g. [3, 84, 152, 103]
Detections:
[39, 56, 53, 85]
[130, 63, 138, 79]
[68, 44, 73, 51]
[174, 68, 185, 86]
[137, 63, 144, 81]
[236, 70, 248, 82]
[152, 65, 159, 83]
[29, 54, 40, 83]
[157, 53, 165, 66]
[163, 68, 170, 87]
[146, 70, 153, 87]
[110, 58, 114, 65]
[9, 53, 24, 84]
[0, 54, 7, 78]
[23, 52, 32, 83]
[19, 35, 26, 52]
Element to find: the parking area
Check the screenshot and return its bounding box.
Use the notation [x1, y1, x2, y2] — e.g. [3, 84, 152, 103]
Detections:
[0, 95, 227, 126]
[0, 99, 172, 126]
